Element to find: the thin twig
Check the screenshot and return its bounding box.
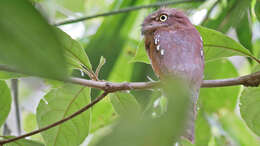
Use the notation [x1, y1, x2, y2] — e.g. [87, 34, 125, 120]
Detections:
[0, 92, 109, 145]
[55, 0, 204, 26]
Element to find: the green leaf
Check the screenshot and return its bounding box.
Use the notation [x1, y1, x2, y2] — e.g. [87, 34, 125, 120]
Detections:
[131, 26, 259, 64]
[253, 39, 260, 60]
[88, 126, 114, 146]
[219, 111, 260, 146]
[0, 81, 12, 127]
[86, 0, 144, 80]
[91, 97, 116, 132]
[110, 92, 141, 116]
[0, 0, 67, 79]
[0, 71, 23, 80]
[195, 110, 211, 146]
[130, 41, 150, 64]
[54, 28, 92, 71]
[236, 14, 252, 51]
[255, 1, 260, 21]
[23, 112, 42, 141]
[95, 56, 106, 78]
[95, 80, 190, 146]
[36, 84, 91, 146]
[203, 0, 251, 33]
[196, 26, 259, 63]
[1, 136, 44, 146]
[199, 59, 240, 113]
[55, 0, 85, 12]
[240, 87, 260, 136]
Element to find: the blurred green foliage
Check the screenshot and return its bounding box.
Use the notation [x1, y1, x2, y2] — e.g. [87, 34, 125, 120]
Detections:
[0, 81, 11, 127]
[0, 0, 259, 146]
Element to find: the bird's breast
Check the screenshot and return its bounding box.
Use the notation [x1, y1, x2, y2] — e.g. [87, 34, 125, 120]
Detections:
[145, 28, 204, 85]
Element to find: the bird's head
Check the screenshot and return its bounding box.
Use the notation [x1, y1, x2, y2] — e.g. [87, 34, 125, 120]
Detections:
[142, 8, 192, 35]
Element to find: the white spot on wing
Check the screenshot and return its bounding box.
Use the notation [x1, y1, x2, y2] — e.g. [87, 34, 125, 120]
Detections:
[160, 49, 164, 56]
[155, 38, 159, 45]
[200, 48, 204, 57]
[156, 45, 160, 51]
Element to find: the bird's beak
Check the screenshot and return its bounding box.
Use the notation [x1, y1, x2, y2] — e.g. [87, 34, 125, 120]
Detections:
[141, 24, 156, 35]
[141, 23, 167, 35]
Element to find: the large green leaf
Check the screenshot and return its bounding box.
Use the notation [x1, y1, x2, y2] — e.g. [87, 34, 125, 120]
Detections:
[1, 137, 44, 146]
[131, 26, 258, 64]
[199, 59, 240, 113]
[236, 14, 252, 52]
[110, 92, 141, 116]
[54, 28, 93, 72]
[94, 81, 190, 146]
[0, 81, 12, 127]
[195, 110, 211, 146]
[197, 26, 258, 62]
[86, 0, 143, 81]
[90, 97, 116, 132]
[240, 87, 260, 136]
[36, 84, 91, 146]
[203, 0, 251, 33]
[0, 0, 67, 79]
[219, 111, 260, 146]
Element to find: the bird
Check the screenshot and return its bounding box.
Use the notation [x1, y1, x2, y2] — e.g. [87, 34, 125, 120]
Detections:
[141, 8, 204, 142]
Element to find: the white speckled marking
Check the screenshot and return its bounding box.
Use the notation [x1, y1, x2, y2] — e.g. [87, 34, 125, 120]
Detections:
[200, 36, 203, 41]
[156, 45, 160, 51]
[155, 38, 159, 45]
[160, 49, 164, 55]
[200, 48, 204, 57]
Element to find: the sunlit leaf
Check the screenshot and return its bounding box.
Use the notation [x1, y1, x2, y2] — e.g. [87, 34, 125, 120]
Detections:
[236, 14, 252, 51]
[0, 81, 12, 127]
[110, 92, 141, 116]
[199, 59, 240, 113]
[91, 97, 116, 132]
[94, 80, 190, 146]
[54, 28, 92, 71]
[219, 111, 260, 146]
[240, 87, 260, 136]
[0, 0, 67, 79]
[196, 26, 258, 63]
[130, 41, 150, 64]
[36, 84, 91, 146]
[253, 39, 260, 60]
[195, 110, 211, 146]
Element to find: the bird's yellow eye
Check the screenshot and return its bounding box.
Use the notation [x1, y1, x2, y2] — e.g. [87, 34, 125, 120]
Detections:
[159, 14, 168, 22]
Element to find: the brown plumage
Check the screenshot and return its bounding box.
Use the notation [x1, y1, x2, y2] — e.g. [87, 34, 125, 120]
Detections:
[142, 8, 204, 142]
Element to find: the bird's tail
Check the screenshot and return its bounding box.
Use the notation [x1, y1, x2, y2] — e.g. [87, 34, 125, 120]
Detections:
[182, 88, 199, 143]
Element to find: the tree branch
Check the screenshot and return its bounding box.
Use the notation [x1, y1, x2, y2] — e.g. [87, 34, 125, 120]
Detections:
[0, 67, 260, 144]
[0, 92, 109, 145]
[67, 71, 260, 91]
[1, 64, 260, 91]
[55, 0, 204, 26]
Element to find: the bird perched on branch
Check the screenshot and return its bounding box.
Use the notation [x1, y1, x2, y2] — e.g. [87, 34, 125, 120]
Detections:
[142, 8, 204, 142]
